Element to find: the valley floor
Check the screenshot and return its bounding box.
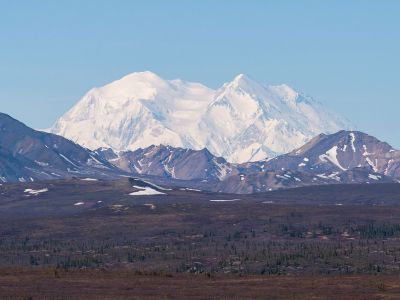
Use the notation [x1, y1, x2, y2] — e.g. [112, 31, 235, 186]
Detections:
[1, 179, 400, 298]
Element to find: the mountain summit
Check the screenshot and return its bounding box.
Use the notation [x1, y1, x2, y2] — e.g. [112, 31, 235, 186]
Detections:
[50, 72, 353, 163]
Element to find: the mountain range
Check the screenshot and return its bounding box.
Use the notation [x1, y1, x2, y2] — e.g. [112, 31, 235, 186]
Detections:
[95, 131, 400, 193]
[1, 112, 399, 193]
[1, 70, 399, 193]
[49, 71, 352, 163]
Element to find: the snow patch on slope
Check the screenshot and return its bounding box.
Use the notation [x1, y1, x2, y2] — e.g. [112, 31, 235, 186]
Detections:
[319, 146, 347, 171]
[129, 186, 166, 196]
[349, 132, 356, 152]
[24, 188, 48, 195]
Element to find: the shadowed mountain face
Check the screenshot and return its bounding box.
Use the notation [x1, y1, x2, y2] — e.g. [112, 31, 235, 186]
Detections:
[0, 113, 116, 182]
[220, 131, 400, 193]
[105, 145, 235, 182]
[218, 167, 397, 194]
[263, 131, 400, 177]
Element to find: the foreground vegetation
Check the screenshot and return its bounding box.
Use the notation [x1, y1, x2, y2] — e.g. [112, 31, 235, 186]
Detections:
[2, 202, 400, 276]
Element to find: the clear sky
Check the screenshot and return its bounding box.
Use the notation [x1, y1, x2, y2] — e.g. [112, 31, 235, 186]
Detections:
[0, 0, 399, 147]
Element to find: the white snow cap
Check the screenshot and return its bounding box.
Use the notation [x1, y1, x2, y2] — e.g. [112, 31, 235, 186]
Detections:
[50, 71, 353, 163]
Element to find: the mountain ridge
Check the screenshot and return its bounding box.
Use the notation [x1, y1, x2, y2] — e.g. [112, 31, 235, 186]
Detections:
[0, 112, 119, 182]
[95, 130, 400, 193]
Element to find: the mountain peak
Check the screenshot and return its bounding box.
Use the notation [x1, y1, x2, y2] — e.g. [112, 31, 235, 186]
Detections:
[232, 73, 249, 81]
[121, 70, 161, 80]
[228, 73, 259, 89]
[107, 71, 165, 89]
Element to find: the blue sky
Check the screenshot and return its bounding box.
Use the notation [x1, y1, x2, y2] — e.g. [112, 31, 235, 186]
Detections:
[0, 1, 399, 147]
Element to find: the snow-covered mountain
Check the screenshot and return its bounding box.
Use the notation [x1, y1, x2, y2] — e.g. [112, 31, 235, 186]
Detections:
[50, 71, 353, 163]
[200, 74, 352, 162]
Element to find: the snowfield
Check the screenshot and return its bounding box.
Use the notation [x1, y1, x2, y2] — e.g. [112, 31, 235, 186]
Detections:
[129, 186, 166, 196]
[24, 188, 49, 195]
[209, 199, 241, 202]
